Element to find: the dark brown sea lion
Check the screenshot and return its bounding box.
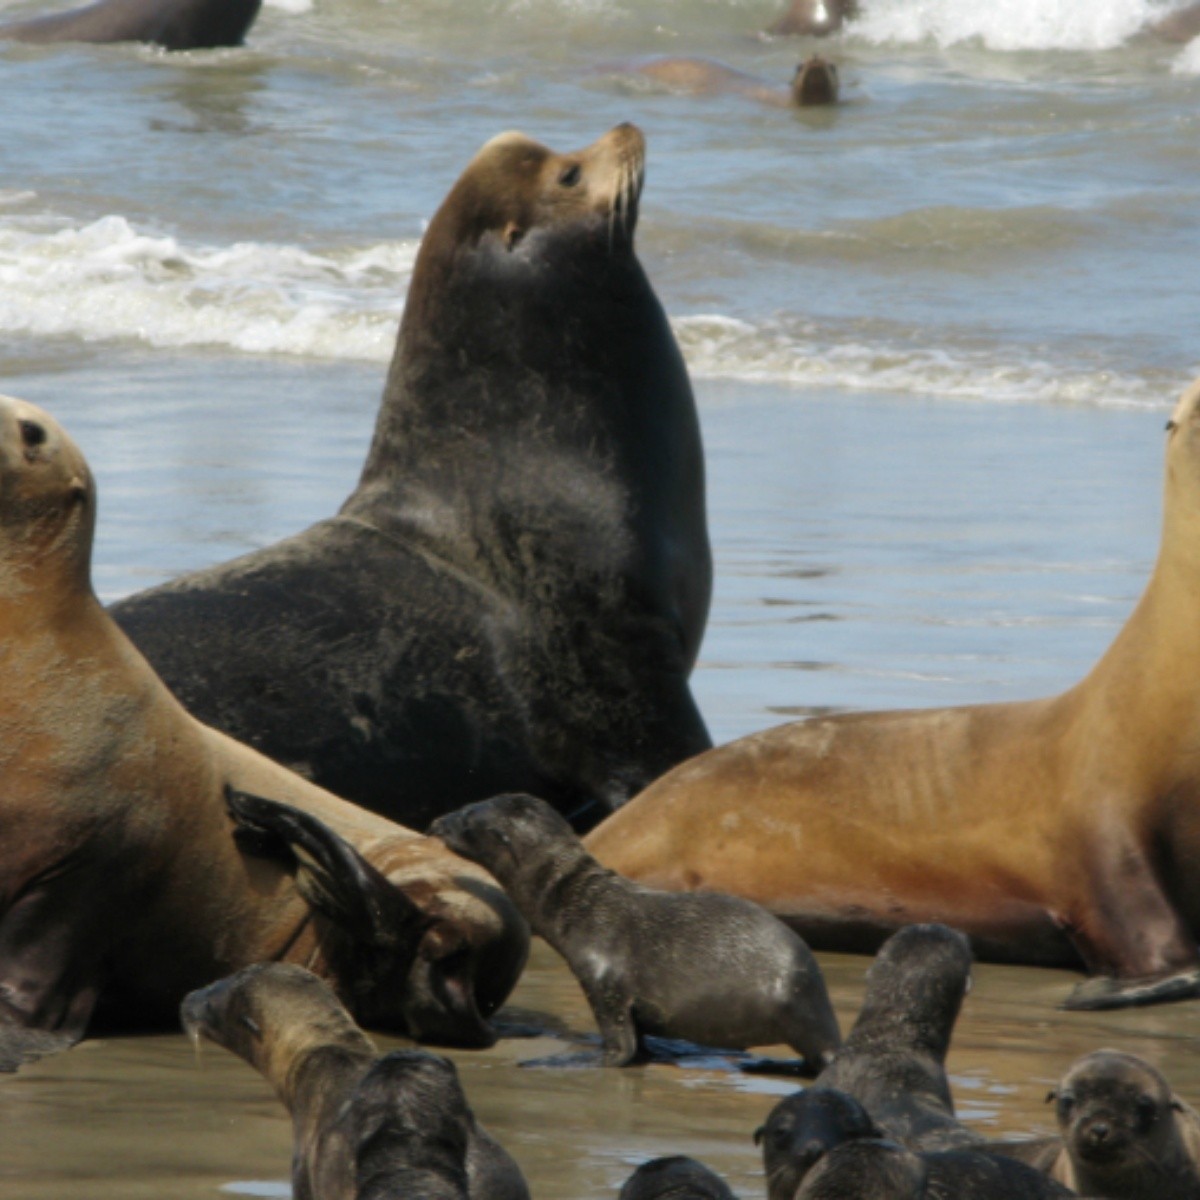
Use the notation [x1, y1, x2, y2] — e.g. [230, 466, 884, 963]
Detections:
[815, 925, 980, 1151]
[181, 963, 530, 1200]
[618, 1156, 737, 1200]
[587, 377, 1200, 1010]
[111, 122, 712, 835]
[0, 0, 261, 48]
[624, 55, 838, 107]
[766, 0, 858, 37]
[1027, 1050, 1200, 1199]
[1146, 2, 1200, 44]
[0, 393, 526, 1068]
[429, 793, 841, 1069]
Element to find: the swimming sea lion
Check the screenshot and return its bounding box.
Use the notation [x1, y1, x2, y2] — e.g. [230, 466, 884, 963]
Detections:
[0, 0, 261, 49]
[586, 377, 1200, 1010]
[429, 793, 841, 1069]
[111, 121, 712, 834]
[766, 0, 858, 37]
[756, 1087, 882, 1200]
[1036, 1050, 1200, 1199]
[815, 925, 979, 1151]
[0, 393, 527, 1067]
[181, 963, 530, 1200]
[1146, 2, 1200, 44]
[618, 1156, 737, 1200]
[623, 55, 838, 108]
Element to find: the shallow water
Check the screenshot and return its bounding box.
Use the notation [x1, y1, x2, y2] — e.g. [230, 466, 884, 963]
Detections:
[3, 0, 1200, 1193]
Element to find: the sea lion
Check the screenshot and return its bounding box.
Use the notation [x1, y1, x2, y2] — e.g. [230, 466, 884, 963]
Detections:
[794, 1134, 1075, 1200]
[766, 0, 858, 37]
[815, 925, 980, 1151]
[0, 393, 527, 1068]
[756, 1087, 882, 1200]
[181, 963, 530, 1200]
[429, 793, 841, 1069]
[1029, 1050, 1200, 1199]
[1146, 2, 1200, 44]
[111, 121, 712, 835]
[586, 377, 1200, 1010]
[618, 1156, 737, 1200]
[623, 55, 838, 108]
[0, 0, 261, 48]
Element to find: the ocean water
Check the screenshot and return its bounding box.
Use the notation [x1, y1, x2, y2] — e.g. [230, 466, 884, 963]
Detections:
[3, 0, 1200, 1195]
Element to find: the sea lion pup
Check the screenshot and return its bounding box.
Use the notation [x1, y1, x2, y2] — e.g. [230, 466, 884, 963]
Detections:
[0, 393, 527, 1068]
[815, 924, 979, 1151]
[794, 1134, 1076, 1200]
[1014, 1050, 1200, 1199]
[429, 793, 841, 1069]
[766, 0, 858, 37]
[182, 963, 529, 1200]
[0, 0, 261, 49]
[587, 377, 1200, 1011]
[618, 1156, 737, 1200]
[756, 1087, 882, 1200]
[111, 121, 712, 836]
[625, 55, 838, 108]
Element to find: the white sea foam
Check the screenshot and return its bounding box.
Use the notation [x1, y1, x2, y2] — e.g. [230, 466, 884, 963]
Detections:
[851, 0, 1182, 50]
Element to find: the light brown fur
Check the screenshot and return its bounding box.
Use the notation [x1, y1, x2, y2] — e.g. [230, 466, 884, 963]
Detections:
[587, 378, 1200, 1008]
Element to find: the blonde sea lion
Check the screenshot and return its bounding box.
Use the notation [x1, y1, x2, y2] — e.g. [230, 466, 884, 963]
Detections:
[181, 963, 529, 1200]
[587, 377, 1200, 1011]
[111, 122, 711, 835]
[0, 394, 527, 1068]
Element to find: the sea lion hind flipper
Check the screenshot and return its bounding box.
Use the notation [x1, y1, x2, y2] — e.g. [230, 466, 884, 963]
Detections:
[0, 1023, 80, 1071]
[225, 787, 432, 949]
[1062, 967, 1200, 1011]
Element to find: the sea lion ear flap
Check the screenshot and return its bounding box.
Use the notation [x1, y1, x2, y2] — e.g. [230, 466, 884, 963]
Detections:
[1045, 1089, 1058, 1104]
[753, 1125, 767, 1146]
[225, 787, 432, 949]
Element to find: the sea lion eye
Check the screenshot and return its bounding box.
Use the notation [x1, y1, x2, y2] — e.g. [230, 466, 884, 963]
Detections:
[558, 164, 582, 188]
[18, 420, 46, 449]
[239, 1014, 262, 1038]
[1135, 1095, 1158, 1124]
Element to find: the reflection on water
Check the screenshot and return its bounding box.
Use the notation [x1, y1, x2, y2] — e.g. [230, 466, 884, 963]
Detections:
[7, 944, 1200, 1198]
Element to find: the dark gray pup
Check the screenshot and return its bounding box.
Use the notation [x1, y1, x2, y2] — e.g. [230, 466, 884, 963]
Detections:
[0, 0, 260, 48]
[756, 1087, 881, 1200]
[111, 123, 711, 834]
[181, 963, 529, 1200]
[1020, 1050, 1200, 1199]
[795, 1135, 1077, 1200]
[618, 1156, 737, 1200]
[816, 924, 980, 1151]
[429, 793, 842, 1068]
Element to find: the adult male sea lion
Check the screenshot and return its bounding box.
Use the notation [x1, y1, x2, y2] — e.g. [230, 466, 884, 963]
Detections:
[430, 793, 842, 1069]
[0, 394, 527, 1067]
[587, 377, 1200, 1010]
[112, 122, 712, 834]
[1016, 1051, 1200, 1199]
[182, 963, 529, 1200]
[0, 0, 261, 49]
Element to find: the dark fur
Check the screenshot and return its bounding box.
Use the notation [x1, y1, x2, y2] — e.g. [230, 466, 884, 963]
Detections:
[0, 0, 260, 48]
[767, 0, 858, 36]
[429, 793, 841, 1068]
[181, 964, 529, 1200]
[816, 924, 981, 1151]
[618, 1156, 737, 1200]
[111, 123, 711, 835]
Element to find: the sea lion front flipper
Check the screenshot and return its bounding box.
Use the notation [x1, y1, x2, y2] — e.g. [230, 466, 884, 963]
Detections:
[1063, 968, 1200, 1011]
[581, 976, 642, 1067]
[225, 786, 433, 950]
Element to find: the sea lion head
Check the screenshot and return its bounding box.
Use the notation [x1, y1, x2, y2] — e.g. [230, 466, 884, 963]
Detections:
[0, 393, 94, 596]
[181, 963, 376, 1088]
[854, 924, 973, 1055]
[755, 1088, 881, 1200]
[792, 57, 840, 106]
[618, 1156, 737, 1200]
[796, 1138, 927, 1200]
[1051, 1050, 1187, 1185]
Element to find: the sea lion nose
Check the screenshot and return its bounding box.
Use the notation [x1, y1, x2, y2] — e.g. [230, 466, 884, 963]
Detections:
[1085, 1120, 1112, 1146]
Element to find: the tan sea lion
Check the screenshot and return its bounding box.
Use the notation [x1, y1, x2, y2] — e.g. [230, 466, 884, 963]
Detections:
[0, 393, 527, 1068]
[181, 963, 530, 1200]
[587, 377, 1200, 1011]
[625, 56, 839, 108]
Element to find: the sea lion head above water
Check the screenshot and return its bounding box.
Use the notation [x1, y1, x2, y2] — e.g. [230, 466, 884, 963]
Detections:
[791, 57, 839, 105]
